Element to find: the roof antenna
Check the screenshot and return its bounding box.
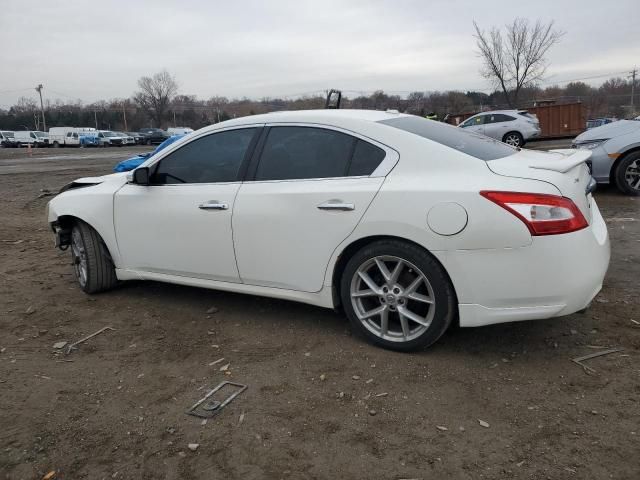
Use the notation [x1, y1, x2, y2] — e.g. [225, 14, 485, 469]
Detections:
[325, 89, 342, 109]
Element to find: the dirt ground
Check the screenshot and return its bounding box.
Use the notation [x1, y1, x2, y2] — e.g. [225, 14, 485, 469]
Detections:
[0, 145, 639, 480]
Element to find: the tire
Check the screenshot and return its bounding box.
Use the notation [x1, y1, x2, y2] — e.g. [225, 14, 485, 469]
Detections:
[614, 151, 640, 196]
[52, 141, 60, 148]
[502, 131, 524, 147]
[145, 139, 152, 146]
[70, 221, 118, 294]
[340, 240, 456, 352]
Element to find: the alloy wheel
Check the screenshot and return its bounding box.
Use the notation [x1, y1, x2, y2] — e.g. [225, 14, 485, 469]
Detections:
[504, 134, 521, 147]
[624, 159, 640, 191]
[350, 256, 436, 343]
[71, 228, 88, 288]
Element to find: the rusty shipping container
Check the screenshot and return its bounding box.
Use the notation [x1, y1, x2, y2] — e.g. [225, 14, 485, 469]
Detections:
[445, 102, 585, 139]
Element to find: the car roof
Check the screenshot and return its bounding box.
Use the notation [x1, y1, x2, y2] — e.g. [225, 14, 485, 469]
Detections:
[202, 109, 409, 132]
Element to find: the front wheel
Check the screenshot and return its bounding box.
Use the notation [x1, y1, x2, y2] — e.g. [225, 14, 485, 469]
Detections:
[340, 240, 456, 351]
[70, 221, 118, 293]
[503, 131, 524, 147]
[614, 151, 640, 196]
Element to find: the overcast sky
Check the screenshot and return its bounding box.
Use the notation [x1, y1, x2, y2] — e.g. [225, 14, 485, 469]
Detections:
[0, 0, 637, 107]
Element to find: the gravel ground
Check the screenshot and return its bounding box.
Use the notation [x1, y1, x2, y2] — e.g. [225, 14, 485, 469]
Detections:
[0, 146, 639, 480]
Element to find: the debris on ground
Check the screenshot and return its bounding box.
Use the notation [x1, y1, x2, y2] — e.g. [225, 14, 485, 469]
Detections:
[319, 374, 326, 381]
[186, 381, 248, 418]
[375, 392, 388, 397]
[42, 471, 56, 480]
[52, 341, 67, 350]
[478, 420, 490, 428]
[352, 375, 360, 380]
[206, 306, 218, 314]
[219, 363, 230, 371]
[66, 326, 114, 354]
[208, 357, 225, 366]
[571, 348, 623, 373]
[239, 412, 245, 424]
[368, 409, 377, 416]
[436, 425, 448, 431]
[25, 306, 36, 315]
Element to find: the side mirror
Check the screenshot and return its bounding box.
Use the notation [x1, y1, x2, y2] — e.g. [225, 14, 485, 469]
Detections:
[132, 167, 150, 185]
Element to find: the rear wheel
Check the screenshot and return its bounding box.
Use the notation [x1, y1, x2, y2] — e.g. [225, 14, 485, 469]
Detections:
[614, 151, 640, 196]
[503, 131, 524, 147]
[70, 221, 118, 293]
[340, 240, 456, 351]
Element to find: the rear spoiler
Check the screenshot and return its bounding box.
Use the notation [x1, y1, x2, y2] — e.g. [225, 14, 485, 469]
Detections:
[529, 149, 591, 173]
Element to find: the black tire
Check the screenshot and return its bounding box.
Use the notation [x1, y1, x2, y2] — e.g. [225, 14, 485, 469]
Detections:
[502, 131, 524, 147]
[52, 141, 60, 148]
[340, 240, 456, 352]
[145, 139, 152, 146]
[614, 151, 640, 196]
[70, 221, 118, 294]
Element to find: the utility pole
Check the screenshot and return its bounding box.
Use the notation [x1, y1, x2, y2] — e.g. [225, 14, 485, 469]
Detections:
[173, 111, 176, 127]
[630, 68, 637, 115]
[35, 84, 46, 131]
[122, 102, 128, 132]
[94, 111, 98, 129]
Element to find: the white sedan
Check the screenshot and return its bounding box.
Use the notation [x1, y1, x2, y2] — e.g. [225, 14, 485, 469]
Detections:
[47, 110, 610, 351]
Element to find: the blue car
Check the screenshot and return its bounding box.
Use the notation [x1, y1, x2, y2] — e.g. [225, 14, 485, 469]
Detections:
[113, 134, 185, 172]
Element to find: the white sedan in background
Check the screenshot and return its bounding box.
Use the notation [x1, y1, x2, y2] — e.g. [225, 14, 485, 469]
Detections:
[47, 110, 609, 351]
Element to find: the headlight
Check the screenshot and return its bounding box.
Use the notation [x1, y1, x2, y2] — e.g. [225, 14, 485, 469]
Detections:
[574, 139, 608, 150]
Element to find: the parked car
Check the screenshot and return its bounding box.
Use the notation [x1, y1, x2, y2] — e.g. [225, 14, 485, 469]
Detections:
[14, 130, 49, 147]
[49, 127, 100, 147]
[113, 134, 186, 172]
[139, 128, 169, 145]
[458, 110, 541, 147]
[0, 131, 16, 147]
[126, 132, 146, 145]
[572, 118, 640, 195]
[115, 132, 136, 145]
[47, 110, 609, 351]
[586, 118, 617, 130]
[167, 127, 194, 135]
[97, 130, 126, 147]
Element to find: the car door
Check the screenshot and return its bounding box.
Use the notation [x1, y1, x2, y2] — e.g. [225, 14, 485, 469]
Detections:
[460, 115, 486, 135]
[483, 114, 514, 140]
[114, 127, 260, 282]
[233, 125, 395, 292]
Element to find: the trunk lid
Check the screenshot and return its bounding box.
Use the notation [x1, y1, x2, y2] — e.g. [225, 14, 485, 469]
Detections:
[486, 148, 594, 222]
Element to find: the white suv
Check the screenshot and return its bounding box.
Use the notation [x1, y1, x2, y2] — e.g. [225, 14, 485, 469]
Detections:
[459, 110, 541, 147]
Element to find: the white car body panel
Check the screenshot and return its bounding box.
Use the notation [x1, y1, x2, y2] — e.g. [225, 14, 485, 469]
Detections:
[113, 182, 242, 283]
[47, 109, 610, 331]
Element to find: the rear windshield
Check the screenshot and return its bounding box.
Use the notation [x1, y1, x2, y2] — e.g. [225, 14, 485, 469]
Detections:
[378, 116, 516, 160]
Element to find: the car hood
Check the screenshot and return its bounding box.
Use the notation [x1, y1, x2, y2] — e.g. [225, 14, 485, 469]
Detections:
[574, 120, 640, 143]
[60, 172, 129, 192]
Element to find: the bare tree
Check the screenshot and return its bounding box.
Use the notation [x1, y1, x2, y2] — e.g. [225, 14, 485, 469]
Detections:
[474, 18, 563, 108]
[134, 70, 178, 127]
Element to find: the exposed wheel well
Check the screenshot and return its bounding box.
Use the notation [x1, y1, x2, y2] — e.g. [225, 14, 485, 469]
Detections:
[52, 216, 113, 259]
[331, 235, 459, 314]
[609, 147, 640, 184]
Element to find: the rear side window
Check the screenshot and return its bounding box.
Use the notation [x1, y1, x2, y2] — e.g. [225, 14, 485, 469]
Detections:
[152, 128, 256, 184]
[349, 140, 386, 176]
[379, 116, 516, 161]
[255, 127, 384, 181]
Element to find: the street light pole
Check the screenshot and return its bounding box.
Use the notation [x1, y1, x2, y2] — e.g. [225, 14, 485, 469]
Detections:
[35, 84, 46, 131]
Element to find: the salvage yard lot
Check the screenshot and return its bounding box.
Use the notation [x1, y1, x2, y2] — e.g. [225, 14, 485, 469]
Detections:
[0, 146, 639, 479]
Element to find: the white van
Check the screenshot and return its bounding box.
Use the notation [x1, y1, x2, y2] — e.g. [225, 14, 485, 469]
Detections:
[49, 127, 99, 147]
[167, 127, 194, 135]
[14, 131, 50, 147]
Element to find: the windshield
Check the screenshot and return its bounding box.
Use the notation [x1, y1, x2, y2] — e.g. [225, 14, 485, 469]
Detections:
[378, 116, 516, 161]
[34, 131, 48, 137]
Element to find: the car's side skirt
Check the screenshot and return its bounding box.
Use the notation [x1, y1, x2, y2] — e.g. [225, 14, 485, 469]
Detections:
[115, 269, 335, 309]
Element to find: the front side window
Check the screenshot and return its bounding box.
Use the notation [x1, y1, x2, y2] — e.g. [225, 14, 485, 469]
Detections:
[152, 128, 256, 184]
[255, 127, 355, 181]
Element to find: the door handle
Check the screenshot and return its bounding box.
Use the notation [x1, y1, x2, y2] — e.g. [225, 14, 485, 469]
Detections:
[198, 200, 229, 210]
[317, 200, 355, 211]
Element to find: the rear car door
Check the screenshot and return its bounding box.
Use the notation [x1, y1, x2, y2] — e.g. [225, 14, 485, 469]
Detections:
[233, 125, 396, 292]
[114, 127, 260, 282]
[483, 114, 516, 140]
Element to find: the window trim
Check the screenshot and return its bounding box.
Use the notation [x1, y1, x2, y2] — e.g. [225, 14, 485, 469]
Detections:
[243, 122, 398, 183]
[141, 125, 264, 186]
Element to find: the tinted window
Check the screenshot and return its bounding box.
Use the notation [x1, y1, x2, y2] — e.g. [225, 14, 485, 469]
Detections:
[379, 116, 516, 161]
[152, 128, 256, 184]
[490, 114, 515, 123]
[255, 127, 355, 180]
[349, 140, 386, 176]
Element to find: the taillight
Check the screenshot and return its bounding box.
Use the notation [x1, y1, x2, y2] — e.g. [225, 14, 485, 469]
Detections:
[480, 191, 588, 236]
